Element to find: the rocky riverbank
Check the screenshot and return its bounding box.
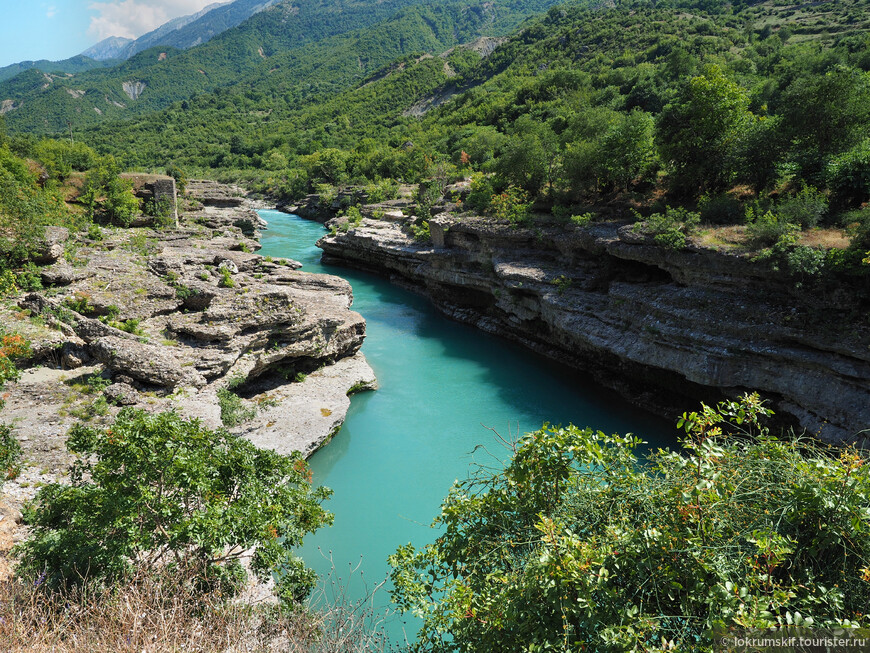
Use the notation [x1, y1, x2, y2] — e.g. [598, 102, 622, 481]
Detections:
[317, 206, 870, 444]
[0, 180, 376, 570]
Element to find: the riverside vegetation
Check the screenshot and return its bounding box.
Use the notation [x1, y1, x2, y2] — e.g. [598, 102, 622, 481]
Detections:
[1, 0, 870, 650]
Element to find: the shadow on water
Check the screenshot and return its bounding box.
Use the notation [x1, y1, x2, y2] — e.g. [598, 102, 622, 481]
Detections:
[256, 209, 679, 643]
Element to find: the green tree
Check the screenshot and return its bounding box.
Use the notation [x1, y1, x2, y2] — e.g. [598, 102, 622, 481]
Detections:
[657, 65, 752, 194]
[0, 146, 69, 269]
[81, 156, 140, 226]
[390, 395, 870, 652]
[826, 138, 870, 209]
[494, 116, 560, 195]
[599, 109, 657, 192]
[779, 66, 870, 180]
[732, 114, 786, 192]
[165, 163, 188, 194]
[16, 409, 332, 606]
[33, 140, 98, 181]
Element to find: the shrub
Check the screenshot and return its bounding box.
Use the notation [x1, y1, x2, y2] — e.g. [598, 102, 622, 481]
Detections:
[698, 192, 745, 225]
[15, 409, 332, 606]
[776, 185, 828, 228]
[144, 196, 175, 228]
[315, 183, 338, 207]
[390, 394, 870, 652]
[409, 220, 431, 243]
[80, 156, 140, 226]
[0, 332, 31, 386]
[33, 139, 97, 180]
[826, 138, 870, 209]
[343, 205, 364, 228]
[464, 172, 494, 213]
[490, 186, 532, 227]
[64, 291, 97, 315]
[217, 387, 256, 427]
[0, 269, 17, 297]
[415, 179, 445, 219]
[115, 318, 144, 335]
[1, 146, 70, 268]
[15, 262, 43, 292]
[745, 208, 800, 247]
[570, 212, 594, 227]
[364, 179, 399, 203]
[218, 266, 235, 288]
[87, 223, 104, 241]
[785, 245, 827, 283]
[632, 206, 700, 249]
[0, 423, 22, 485]
[165, 164, 188, 194]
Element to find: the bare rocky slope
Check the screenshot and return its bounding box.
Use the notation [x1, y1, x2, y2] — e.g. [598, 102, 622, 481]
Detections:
[2, 179, 375, 473]
[315, 204, 869, 444]
[0, 180, 376, 581]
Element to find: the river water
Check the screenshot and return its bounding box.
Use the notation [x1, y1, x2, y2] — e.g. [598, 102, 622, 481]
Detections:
[256, 209, 677, 642]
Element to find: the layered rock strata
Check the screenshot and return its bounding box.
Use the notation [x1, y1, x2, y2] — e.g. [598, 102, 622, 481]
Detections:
[318, 214, 869, 443]
[1, 183, 375, 476]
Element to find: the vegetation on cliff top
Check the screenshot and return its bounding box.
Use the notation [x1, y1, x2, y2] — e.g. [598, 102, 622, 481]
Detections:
[10, 0, 860, 284]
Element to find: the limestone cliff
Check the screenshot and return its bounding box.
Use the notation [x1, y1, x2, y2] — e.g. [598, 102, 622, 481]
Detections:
[318, 213, 869, 444]
[0, 181, 375, 477]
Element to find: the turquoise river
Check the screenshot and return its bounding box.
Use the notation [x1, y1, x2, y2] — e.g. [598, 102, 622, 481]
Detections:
[257, 209, 677, 643]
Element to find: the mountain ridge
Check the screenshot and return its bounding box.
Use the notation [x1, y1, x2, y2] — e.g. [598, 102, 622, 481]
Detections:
[0, 0, 566, 134]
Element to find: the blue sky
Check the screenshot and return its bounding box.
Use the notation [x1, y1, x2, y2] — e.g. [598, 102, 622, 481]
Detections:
[0, 0, 216, 67]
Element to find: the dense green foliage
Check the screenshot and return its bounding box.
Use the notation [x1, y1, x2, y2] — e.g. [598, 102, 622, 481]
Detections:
[0, 55, 119, 84]
[390, 395, 870, 651]
[80, 156, 140, 225]
[30, 0, 866, 276]
[0, 423, 22, 487]
[0, 143, 71, 270]
[0, 0, 569, 134]
[0, 132, 149, 272]
[16, 409, 332, 606]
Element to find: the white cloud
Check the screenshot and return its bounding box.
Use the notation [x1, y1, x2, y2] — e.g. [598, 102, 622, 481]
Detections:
[87, 0, 216, 40]
[46, 6, 57, 19]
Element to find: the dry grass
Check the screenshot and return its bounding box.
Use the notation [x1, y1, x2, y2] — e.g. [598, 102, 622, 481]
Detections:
[694, 224, 851, 253]
[0, 563, 401, 652]
[798, 228, 851, 249]
[694, 224, 748, 251]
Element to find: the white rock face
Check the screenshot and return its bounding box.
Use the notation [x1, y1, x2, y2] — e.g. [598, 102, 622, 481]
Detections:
[234, 353, 377, 458]
[122, 81, 147, 101]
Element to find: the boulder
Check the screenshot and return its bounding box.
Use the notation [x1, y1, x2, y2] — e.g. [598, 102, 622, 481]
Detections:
[32, 227, 69, 264]
[91, 336, 206, 389]
[40, 261, 90, 286]
[104, 382, 139, 406]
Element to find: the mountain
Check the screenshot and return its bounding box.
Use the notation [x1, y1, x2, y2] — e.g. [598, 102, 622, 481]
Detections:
[69, 0, 870, 188]
[79, 0, 279, 62]
[0, 55, 119, 84]
[81, 37, 135, 61]
[133, 0, 280, 55]
[0, 0, 566, 135]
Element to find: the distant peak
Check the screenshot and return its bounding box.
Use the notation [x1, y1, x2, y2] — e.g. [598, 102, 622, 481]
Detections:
[81, 36, 134, 61]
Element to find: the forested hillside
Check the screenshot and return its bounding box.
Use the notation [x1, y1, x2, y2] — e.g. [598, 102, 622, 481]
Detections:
[5, 0, 870, 270]
[58, 0, 869, 258]
[0, 55, 118, 84]
[0, 0, 568, 134]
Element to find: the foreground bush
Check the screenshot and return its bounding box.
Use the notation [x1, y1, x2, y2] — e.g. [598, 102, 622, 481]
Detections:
[390, 394, 870, 652]
[16, 409, 332, 606]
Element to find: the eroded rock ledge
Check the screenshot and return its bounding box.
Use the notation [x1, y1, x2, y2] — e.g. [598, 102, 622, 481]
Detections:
[1, 181, 375, 477]
[318, 214, 869, 444]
